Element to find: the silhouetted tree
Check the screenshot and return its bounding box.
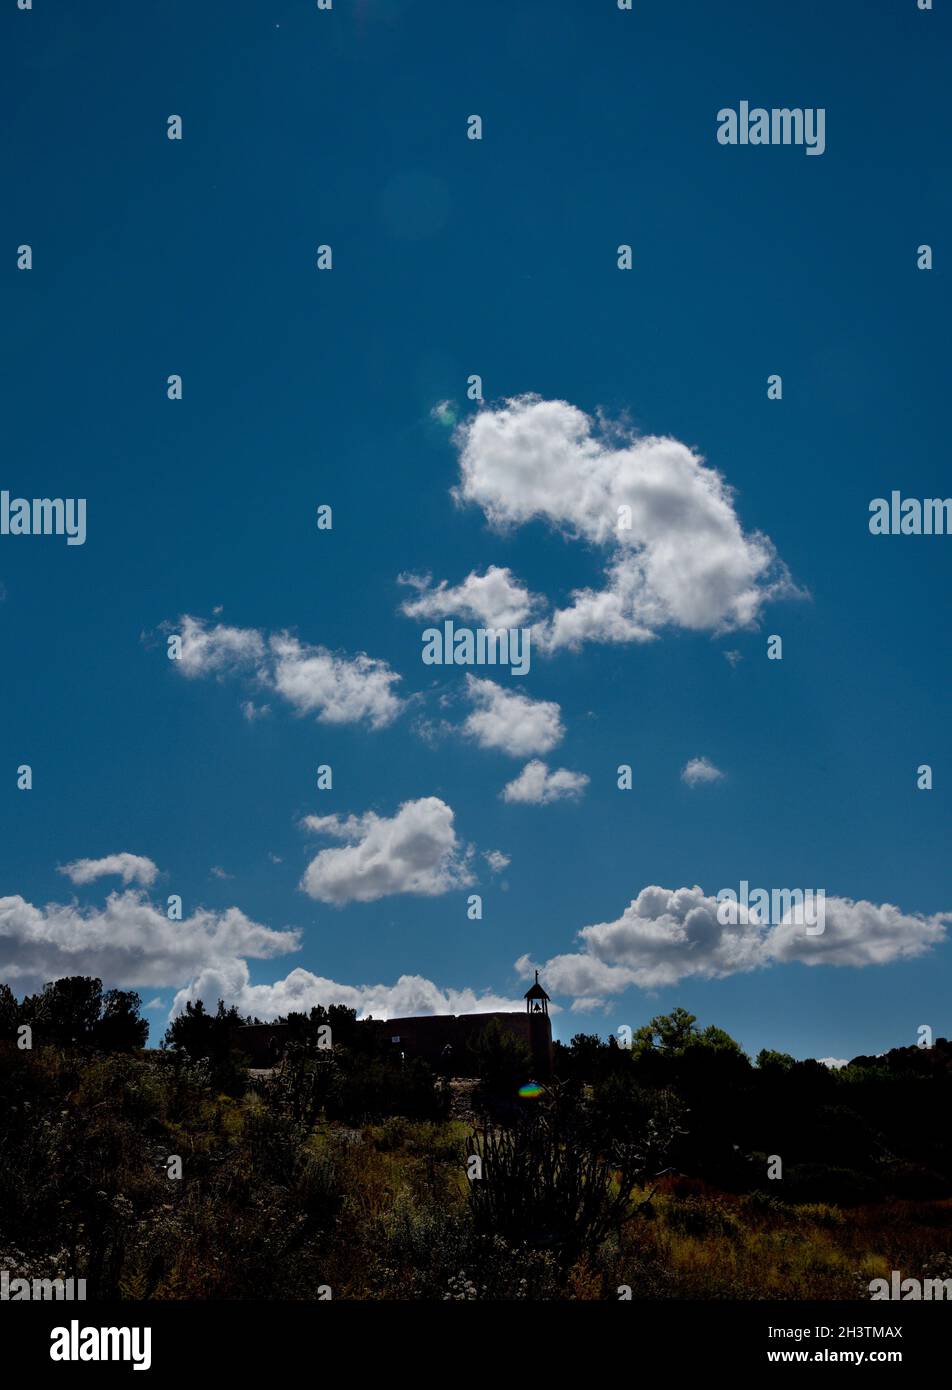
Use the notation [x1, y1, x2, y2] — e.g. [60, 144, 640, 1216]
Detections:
[162, 998, 243, 1057]
[757, 1048, 796, 1071]
[11, 977, 148, 1053]
[0, 981, 18, 1035]
[92, 989, 148, 1051]
[162, 998, 249, 1092]
[469, 1018, 533, 1117]
[20, 976, 104, 1047]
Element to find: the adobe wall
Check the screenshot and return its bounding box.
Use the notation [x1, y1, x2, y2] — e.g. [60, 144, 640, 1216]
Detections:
[236, 1010, 553, 1077]
[376, 1011, 553, 1078]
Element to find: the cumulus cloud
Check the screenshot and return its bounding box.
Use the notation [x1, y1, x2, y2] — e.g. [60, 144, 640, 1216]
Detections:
[0, 880, 531, 1030]
[766, 897, 948, 969]
[818, 1057, 849, 1070]
[517, 886, 951, 1002]
[681, 757, 725, 787]
[450, 395, 799, 651]
[501, 760, 590, 804]
[269, 633, 403, 728]
[0, 889, 299, 993]
[58, 853, 159, 887]
[398, 565, 539, 630]
[299, 796, 474, 904]
[162, 616, 403, 730]
[173, 614, 266, 677]
[484, 849, 511, 873]
[462, 675, 563, 757]
[171, 964, 526, 1023]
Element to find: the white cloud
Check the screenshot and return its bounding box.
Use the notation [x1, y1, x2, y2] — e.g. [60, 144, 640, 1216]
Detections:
[0, 889, 299, 993]
[817, 1057, 849, 1070]
[501, 760, 589, 804]
[269, 633, 403, 729]
[172, 964, 526, 1023]
[210, 866, 233, 881]
[451, 395, 799, 651]
[517, 886, 951, 1002]
[58, 853, 159, 888]
[0, 881, 532, 1030]
[484, 849, 511, 874]
[462, 675, 563, 757]
[398, 565, 539, 629]
[174, 614, 266, 678]
[299, 796, 474, 904]
[570, 996, 606, 1012]
[163, 617, 404, 730]
[681, 756, 725, 787]
[766, 897, 948, 969]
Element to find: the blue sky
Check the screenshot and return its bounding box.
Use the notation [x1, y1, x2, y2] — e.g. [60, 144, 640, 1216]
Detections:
[3, 0, 950, 1060]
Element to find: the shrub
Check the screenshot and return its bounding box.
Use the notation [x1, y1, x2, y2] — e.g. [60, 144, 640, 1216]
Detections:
[665, 1195, 740, 1239]
[795, 1202, 846, 1229]
[468, 1103, 642, 1269]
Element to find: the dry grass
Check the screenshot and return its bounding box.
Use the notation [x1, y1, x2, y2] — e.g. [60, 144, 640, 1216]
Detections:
[601, 1179, 952, 1300]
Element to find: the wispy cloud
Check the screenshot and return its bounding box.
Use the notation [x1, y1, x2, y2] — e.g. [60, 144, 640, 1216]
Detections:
[58, 853, 159, 887]
[160, 615, 404, 730]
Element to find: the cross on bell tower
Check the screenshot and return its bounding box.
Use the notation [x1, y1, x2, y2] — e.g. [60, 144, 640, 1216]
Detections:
[524, 969, 550, 1017]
